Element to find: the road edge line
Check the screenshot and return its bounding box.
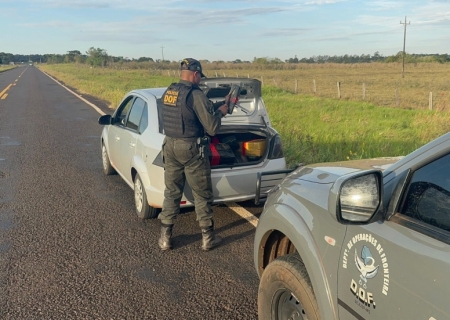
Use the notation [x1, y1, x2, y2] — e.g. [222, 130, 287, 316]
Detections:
[40, 70, 105, 116]
[226, 202, 259, 227]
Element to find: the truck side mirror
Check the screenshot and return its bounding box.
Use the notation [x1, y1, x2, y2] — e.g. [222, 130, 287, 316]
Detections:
[328, 170, 383, 224]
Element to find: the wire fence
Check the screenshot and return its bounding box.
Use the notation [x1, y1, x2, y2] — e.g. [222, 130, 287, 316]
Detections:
[161, 63, 450, 111]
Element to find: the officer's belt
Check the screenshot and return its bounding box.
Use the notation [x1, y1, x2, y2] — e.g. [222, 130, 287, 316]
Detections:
[166, 136, 200, 142]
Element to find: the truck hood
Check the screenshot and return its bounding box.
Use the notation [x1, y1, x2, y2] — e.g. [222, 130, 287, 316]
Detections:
[287, 157, 403, 184]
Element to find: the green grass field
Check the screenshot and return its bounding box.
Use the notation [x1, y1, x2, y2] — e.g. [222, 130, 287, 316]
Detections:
[0, 65, 16, 72]
[38, 63, 450, 168]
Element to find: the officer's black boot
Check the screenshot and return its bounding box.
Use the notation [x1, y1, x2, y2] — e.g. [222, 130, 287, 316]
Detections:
[158, 224, 173, 251]
[201, 222, 222, 251]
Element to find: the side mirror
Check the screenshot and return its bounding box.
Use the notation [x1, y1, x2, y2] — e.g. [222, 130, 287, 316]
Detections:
[328, 170, 383, 224]
[98, 115, 112, 125]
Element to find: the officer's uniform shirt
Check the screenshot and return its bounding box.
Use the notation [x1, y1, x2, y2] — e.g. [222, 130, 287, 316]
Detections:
[180, 80, 223, 137]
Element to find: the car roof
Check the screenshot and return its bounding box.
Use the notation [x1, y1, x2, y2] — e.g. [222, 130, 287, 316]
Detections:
[128, 77, 262, 101]
[126, 78, 268, 125]
[130, 88, 168, 100]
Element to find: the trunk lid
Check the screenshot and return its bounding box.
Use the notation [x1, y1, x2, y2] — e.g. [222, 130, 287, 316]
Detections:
[199, 77, 270, 126]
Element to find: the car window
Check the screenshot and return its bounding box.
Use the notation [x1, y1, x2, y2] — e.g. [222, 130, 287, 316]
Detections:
[115, 96, 134, 126]
[400, 153, 450, 232]
[138, 105, 148, 134]
[126, 97, 146, 131]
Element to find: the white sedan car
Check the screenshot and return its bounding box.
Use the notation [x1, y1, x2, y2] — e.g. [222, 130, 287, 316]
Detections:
[98, 78, 286, 219]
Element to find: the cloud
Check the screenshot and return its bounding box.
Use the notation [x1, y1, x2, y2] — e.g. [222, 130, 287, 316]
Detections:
[260, 28, 310, 37]
[144, 7, 287, 27]
[366, 1, 407, 11]
[19, 20, 73, 28]
[30, 0, 112, 9]
[314, 36, 350, 42]
[1, 0, 178, 10]
[412, 3, 450, 26]
[353, 14, 400, 27]
[352, 29, 398, 37]
[304, 0, 347, 4]
[73, 19, 170, 44]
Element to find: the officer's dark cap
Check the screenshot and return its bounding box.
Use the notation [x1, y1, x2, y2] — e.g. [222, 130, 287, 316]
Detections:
[180, 58, 206, 78]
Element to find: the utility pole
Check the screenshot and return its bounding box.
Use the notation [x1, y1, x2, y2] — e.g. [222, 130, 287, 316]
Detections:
[161, 46, 165, 63]
[400, 16, 410, 78]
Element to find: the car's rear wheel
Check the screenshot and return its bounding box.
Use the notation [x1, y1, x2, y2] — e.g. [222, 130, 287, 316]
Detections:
[134, 173, 160, 219]
[258, 254, 320, 320]
[102, 142, 116, 175]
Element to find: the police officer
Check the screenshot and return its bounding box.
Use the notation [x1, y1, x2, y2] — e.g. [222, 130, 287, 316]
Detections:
[158, 58, 228, 251]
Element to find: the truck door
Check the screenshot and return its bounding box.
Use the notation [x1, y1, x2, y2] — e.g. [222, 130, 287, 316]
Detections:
[338, 153, 450, 320]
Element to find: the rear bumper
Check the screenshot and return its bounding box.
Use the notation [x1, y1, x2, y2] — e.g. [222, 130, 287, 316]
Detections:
[179, 158, 287, 207]
[145, 158, 289, 208]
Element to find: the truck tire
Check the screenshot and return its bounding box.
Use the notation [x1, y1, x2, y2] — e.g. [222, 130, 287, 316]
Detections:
[134, 173, 160, 219]
[258, 254, 321, 320]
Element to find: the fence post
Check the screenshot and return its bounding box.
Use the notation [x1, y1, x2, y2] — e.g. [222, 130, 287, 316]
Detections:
[429, 92, 433, 110]
[337, 82, 341, 98]
[215, 72, 218, 77]
[395, 87, 400, 106]
[261, 76, 264, 86]
[363, 83, 366, 99]
[295, 79, 298, 94]
[313, 79, 316, 94]
[248, 74, 250, 78]
[223, 72, 226, 77]
[167, 70, 170, 76]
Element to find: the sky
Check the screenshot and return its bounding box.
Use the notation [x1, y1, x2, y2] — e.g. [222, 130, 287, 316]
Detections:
[1, 0, 449, 62]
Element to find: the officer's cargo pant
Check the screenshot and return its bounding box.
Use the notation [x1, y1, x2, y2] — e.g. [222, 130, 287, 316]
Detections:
[159, 137, 214, 228]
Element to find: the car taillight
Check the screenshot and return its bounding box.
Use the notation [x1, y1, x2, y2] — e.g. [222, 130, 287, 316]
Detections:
[268, 134, 284, 159]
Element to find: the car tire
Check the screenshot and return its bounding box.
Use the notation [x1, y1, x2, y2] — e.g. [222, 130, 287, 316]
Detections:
[102, 142, 116, 175]
[134, 173, 160, 219]
[258, 254, 320, 320]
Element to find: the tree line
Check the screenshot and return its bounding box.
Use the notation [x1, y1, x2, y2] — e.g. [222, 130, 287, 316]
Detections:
[1, 48, 449, 66]
[283, 51, 450, 64]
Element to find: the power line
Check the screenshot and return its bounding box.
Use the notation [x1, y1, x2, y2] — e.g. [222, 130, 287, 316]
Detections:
[400, 16, 410, 78]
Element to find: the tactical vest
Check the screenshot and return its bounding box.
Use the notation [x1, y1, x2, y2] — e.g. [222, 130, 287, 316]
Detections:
[162, 82, 204, 139]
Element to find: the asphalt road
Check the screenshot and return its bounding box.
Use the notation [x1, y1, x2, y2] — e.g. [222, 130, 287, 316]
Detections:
[0, 66, 262, 320]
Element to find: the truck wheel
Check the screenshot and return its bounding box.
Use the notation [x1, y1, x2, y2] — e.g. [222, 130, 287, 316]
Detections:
[134, 173, 160, 219]
[102, 142, 116, 175]
[258, 254, 320, 320]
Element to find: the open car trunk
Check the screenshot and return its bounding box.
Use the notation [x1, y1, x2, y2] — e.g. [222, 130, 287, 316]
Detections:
[209, 126, 273, 168]
[155, 78, 275, 168]
[199, 78, 273, 168]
